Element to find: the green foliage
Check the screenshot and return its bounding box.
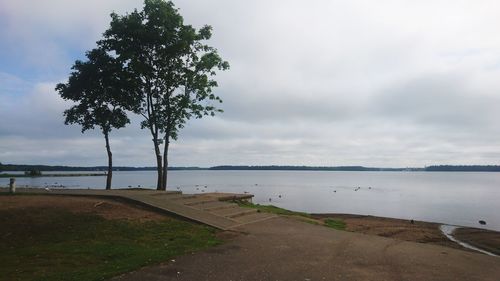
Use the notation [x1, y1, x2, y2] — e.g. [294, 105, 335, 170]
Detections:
[237, 201, 311, 218]
[97, 0, 229, 189]
[0, 206, 220, 281]
[238, 202, 347, 231]
[56, 48, 133, 135]
[100, 0, 229, 140]
[56, 47, 137, 189]
[324, 218, 346, 230]
[24, 169, 42, 177]
[425, 165, 500, 172]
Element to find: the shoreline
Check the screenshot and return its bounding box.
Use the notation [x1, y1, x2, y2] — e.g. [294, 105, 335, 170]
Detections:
[0, 173, 106, 178]
[454, 227, 500, 256]
[311, 213, 500, 255]
[2, 194, 499, 280]
[2, 189, 498, 256]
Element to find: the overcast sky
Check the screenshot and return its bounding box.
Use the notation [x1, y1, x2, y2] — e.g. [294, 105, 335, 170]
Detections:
[1, 0, 500, 167]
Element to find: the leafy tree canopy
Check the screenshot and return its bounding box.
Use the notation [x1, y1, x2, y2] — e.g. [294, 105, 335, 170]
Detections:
[100, 0, 229, 140]
[56, 48, 136, 134]
[98, 0, 229, 190]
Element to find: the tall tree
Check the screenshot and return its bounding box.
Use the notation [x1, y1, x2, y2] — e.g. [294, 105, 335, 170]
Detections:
[100, 0, 229, 190]
[56, 48, 133, 190]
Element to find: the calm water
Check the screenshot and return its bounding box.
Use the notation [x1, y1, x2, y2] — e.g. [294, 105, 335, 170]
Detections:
[2, 170, 499, 231]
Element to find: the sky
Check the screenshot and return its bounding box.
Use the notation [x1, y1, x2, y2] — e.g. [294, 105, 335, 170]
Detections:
[1, 0, 500, 168]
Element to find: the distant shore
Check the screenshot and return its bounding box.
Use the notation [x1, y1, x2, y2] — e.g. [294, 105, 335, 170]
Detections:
[2, 164, 500, 172]
[0, 173, 106, 178]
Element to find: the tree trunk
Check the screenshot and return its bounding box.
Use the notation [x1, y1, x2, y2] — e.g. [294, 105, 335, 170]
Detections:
[161, 138, 169, 190]
[153, 138, 163, 190]
[104, 132, 112, 190]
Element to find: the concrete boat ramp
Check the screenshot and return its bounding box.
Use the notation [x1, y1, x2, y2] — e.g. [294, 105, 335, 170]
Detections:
[6, 188, 276, 230]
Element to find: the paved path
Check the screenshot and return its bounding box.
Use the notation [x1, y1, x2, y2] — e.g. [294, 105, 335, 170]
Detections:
[113, 216, 500, 281]
[7, 188, 275, 230]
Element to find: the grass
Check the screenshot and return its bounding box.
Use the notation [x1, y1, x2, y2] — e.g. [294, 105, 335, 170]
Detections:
[324, 218, 346, 230]
[236, 201, 311, 217]
[237, 201, 346, 230]
[0, 207, 220, 281]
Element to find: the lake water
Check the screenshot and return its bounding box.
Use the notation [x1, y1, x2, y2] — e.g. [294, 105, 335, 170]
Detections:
[2, 170, 499, 231]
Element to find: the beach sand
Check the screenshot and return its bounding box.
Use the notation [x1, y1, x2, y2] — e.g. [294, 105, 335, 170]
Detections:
[312, 213, 500, 254]
[454, 227, 500, 255]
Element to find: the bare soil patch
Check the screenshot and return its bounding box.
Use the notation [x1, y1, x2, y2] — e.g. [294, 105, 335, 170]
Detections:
[0, 195, 167, 222]
[454, 227, 500, 255]
[113, 216, 500, 281]
[312, 213, 464, 250]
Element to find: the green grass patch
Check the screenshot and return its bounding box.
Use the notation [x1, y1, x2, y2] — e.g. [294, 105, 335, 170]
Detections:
[323, 218, 346, 230]
[0, 207, 220, 281]
[236, 201, 311, 218]
[237, 201, 347, 231]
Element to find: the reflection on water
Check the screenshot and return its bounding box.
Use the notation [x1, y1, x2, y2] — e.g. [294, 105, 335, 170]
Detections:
[2, 170, 500, 231]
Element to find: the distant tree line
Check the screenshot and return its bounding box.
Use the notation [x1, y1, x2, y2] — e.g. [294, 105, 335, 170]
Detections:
[24, 169, 42, 177]
[3, 164, 499, 173]
[424, 165, 500, 172]
[0, 164, 203, 172]
[210, 165, 373, 171]
[208, 166, 420, 171]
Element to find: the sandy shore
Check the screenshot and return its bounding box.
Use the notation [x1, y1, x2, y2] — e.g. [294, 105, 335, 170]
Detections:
[454, 227, 500, 255]
[312, 213, 500, 254]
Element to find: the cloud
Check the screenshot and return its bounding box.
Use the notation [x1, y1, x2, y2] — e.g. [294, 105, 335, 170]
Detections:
[0, 0, 142, 78]
[0, 79, 75, 138]
[1, 0, 500, 167]
[372, 73, 500, 133]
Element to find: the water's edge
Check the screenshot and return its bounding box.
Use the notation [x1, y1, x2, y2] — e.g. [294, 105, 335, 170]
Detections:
[440, 225, 497, 257]
[2, 170, 500, 231]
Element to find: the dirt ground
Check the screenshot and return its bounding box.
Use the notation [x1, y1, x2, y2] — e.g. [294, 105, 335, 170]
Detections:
[312, 213, 464, 249]
[0, 195, 167, 222]
[3, 195, 500, 280]
[114, 216, 500, 281]
[454, 227, 500, 256]
[3, 195, 498, 254]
